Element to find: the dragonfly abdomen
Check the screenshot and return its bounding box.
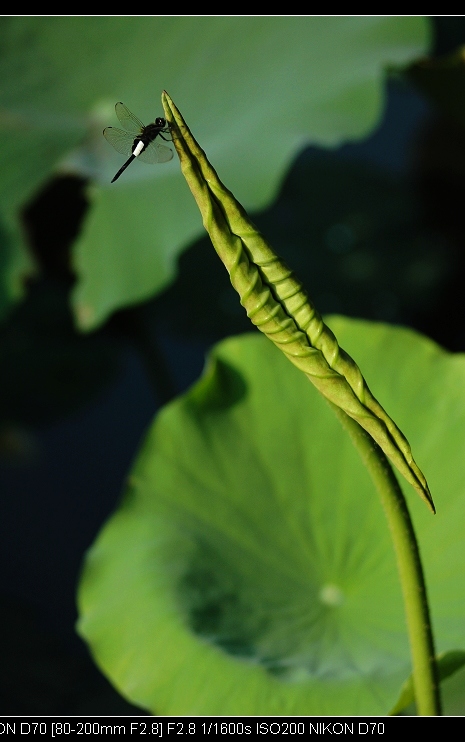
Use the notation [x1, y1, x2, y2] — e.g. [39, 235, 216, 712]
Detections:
[132, 139, 146, 157]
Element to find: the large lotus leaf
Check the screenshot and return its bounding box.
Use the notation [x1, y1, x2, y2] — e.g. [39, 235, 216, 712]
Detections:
[0, 17, 429, 326]
[77, 317, 465, 715]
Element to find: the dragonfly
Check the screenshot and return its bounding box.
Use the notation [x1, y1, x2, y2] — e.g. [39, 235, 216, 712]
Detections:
[103, 102, 173, 183]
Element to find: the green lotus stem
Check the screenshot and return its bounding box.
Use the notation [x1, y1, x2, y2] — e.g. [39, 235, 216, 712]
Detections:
[161, 91, 440, 714]
[330, 404, 440, 715]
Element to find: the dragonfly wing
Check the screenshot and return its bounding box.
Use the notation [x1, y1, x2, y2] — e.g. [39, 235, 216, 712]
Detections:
[103, 127, 135, 157]
[115, 102, 145, 134]
[137, 141, 174, 164]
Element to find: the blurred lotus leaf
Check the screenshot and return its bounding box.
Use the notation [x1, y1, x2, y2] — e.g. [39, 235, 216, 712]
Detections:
[0, 17, 429, 327]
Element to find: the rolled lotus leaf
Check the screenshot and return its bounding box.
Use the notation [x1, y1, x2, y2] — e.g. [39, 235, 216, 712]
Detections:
[162, 91, 434, 515]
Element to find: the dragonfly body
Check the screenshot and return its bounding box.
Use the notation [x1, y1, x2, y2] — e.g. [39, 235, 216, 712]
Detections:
[104, 103, 173, 183]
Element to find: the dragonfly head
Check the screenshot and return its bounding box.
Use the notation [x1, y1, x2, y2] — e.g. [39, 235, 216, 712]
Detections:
[155, 117, 167, 127]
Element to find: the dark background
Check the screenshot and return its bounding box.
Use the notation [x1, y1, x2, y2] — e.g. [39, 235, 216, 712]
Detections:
[1, 17, 465, 714]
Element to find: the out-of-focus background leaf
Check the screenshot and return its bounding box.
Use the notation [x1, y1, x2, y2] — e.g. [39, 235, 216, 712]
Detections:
[391, 650, 465, 714]
[77, 321, 465, 715]
[0, 17, 429, 329]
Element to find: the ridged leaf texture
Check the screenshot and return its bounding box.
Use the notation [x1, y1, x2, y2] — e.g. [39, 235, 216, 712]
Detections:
[162, 91, 434, 514]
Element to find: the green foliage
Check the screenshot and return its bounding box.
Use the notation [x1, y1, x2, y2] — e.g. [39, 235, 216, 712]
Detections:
[391, 650, 465, 714]
[0, 17, 429, 327]
[8, 14, 464, 716]
[163, 91, 434, 512]
[78, 319, 465, 715]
